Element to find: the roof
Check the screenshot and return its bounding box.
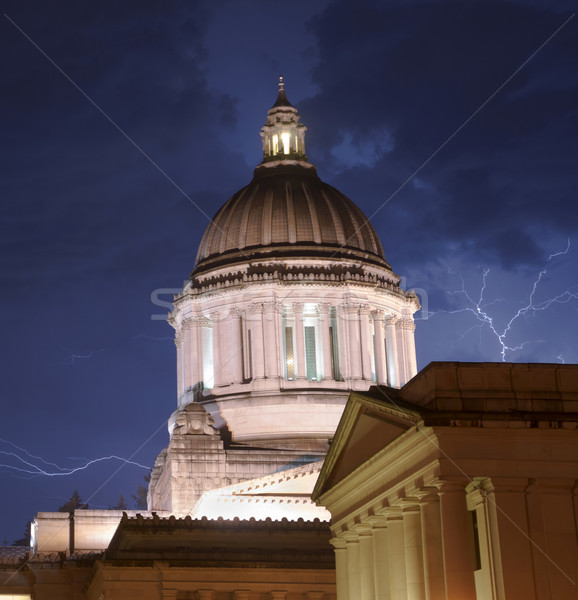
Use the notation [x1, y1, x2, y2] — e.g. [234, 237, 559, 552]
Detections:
[312, 361, 578, 502]
[193, 163, 389, 277]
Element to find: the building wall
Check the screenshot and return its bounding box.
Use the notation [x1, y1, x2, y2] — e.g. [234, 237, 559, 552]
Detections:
[314, 363, 578, 600]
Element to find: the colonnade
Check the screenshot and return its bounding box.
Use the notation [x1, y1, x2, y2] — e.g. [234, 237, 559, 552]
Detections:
[174, 299, 418, 402]
[331, 480, 479, 600]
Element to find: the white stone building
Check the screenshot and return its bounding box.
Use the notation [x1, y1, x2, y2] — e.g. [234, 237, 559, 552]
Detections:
[147, 77, 420, 515]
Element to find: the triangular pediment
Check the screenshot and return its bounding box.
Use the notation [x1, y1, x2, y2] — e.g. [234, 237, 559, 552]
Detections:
[313, 389, 422, 499]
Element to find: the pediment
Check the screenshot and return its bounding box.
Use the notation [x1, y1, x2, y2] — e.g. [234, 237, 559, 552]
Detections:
[314, 390, 422, 499]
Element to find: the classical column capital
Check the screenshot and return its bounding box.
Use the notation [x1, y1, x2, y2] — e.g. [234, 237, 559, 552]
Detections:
[181, 316, 194, 329]
[316, 302, 331, 315]
[384, 315, 398, 326]
[329, 536, 348, 550]
[248, 302, 265, 315]
[416, 486, 440, 504]
[338, 302, 360, 316]
[262, 300, 283, 314]
[292, 302, 304, 315]
[366, 513, 388, 528]
[352, 522, 373, 536]
[398, 496, 421, 512]
[400, 317, 416, 332]
[433, 477, 470, 494]
[341, 529, 359, 542]
[371, 309, 385, 322]
[229, 307, 244, 319]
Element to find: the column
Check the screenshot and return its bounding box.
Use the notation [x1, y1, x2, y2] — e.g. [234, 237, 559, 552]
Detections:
[336, 305, 350, 380]
[263, 301, 280, 379]
[368, 515, 390, 600]
[531, 478, 578, 599]
[228, 308, 244, 384]
[385, 316, 400, 387]
[196, 316, 206, 388]
[211, 312, 223, 387]
[372, 311, 387, 385]
[387, 510, 408, 600]
[400, 317, 417, 382]
[232, 592, 250, 600]
[345, 304, 362, 380]
[189, 318, 201, 393]
[344, 531, 362, 600]
[318, 303, 333, 381]
[197, 591, 215, 600]
[330, 537, 349, 600]
[249, 303, 265, 380]
[489, 477, 547, 599]
[175, 331, 183, 401]
[438, 480, 477, 600]
[182, 321, 192, 393]
[359, 306, 373, 381]
[356, 524, 376, 600]
[402, 501, 426, 600]
[293, 303, 307, 380]
[419, 490, 446, 600]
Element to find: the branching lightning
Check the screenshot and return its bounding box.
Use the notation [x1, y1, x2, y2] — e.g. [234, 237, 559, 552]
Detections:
[0, 438, 149, 478]
[426, 240, 577, 361]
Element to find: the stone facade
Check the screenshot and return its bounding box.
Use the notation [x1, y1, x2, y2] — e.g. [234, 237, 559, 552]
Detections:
[313, 362, 578, 600]
[149, 80, 419, 514]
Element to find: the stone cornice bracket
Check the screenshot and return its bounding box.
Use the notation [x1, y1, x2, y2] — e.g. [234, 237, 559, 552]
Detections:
[172, 403, 219, 437]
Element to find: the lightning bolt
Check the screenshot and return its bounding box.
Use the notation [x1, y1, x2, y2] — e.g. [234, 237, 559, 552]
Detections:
[59, 345, 105, 366]
[425, 240, 577, 361]
[0, 438, 149, 478]
[58, 335, 171, 366]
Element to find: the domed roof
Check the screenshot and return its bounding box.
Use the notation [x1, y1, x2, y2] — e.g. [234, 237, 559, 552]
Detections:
[192, 79, 391, 278]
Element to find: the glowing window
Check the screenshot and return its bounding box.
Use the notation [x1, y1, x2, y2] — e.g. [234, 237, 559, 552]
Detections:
[283, 311, 296, 380]
[202, 324, 214, 389]
[281, 131, 290, 154]
[272, 134, 279, 155]
[304, 326, 317, 380]
[330, 307, 341, 380]
[284, 326, 295, 380]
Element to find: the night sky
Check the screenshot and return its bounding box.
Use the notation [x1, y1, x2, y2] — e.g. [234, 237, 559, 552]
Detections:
[1, 0, 577, 544]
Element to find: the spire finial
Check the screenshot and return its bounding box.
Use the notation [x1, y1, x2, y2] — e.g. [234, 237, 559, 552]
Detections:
[279, 76, 284, 91]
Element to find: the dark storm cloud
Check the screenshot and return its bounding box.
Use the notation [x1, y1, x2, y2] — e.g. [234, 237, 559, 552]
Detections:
[1, 0, 248, 297]
[303, 0, 577, 272]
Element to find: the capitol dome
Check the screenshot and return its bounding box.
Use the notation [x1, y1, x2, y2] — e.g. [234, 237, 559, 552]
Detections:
[194, 163, 389, 276]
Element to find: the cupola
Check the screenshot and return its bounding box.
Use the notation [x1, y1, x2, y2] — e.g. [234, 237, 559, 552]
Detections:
[260, 76, 307, 162]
